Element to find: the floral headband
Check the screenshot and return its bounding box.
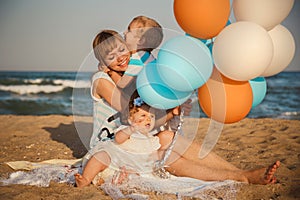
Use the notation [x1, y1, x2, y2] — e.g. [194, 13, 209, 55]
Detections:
[133, 97, 144, 107]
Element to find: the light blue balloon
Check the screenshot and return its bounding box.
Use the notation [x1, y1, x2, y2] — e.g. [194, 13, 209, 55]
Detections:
[136, 61, 192, 109]
[157, 35, 213, 92]
[249, 77, 267, 108]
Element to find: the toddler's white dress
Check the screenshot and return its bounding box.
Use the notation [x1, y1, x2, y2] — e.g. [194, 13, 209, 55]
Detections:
[85, 125, 161, 176]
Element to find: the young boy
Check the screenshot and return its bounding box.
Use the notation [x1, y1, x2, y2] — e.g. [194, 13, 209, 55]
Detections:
[107, 15, 163, 88]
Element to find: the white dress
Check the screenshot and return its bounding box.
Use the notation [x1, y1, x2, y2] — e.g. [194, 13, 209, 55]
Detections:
[87, 125, 161, 175]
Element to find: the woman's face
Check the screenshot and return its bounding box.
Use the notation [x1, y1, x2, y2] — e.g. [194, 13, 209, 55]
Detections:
[103, 39, 130, 72]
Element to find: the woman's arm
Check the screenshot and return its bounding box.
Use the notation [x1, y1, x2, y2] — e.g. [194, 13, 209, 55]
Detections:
[154, 107, 179, 128]
[154, 99, 192, 128]
[93, 77, 132, 112]
[93, 75, 192, 125]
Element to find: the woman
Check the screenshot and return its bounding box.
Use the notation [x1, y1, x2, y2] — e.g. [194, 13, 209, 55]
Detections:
[85, 29, 280, 186]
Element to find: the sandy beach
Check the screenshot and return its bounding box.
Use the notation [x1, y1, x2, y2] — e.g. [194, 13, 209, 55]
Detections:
[0, 115, 299, 199]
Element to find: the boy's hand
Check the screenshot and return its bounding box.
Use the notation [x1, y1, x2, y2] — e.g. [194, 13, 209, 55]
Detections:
[106, 70, 122, 84]
[98, 64, 108, 71]
[103, 67, 110, 74]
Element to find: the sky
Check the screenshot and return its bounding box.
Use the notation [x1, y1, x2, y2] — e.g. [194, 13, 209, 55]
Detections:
[0, 0, 299, 72]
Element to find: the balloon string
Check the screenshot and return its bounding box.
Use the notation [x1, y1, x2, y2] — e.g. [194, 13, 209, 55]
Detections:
[152, 110, 184, 179]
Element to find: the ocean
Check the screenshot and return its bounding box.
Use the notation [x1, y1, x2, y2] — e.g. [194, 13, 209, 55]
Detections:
[0, 71, 299, 120]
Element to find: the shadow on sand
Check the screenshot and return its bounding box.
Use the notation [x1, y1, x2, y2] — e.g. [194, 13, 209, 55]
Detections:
[43, 121, 93, 158]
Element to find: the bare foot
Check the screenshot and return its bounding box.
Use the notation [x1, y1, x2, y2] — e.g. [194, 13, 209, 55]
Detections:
[74, 173, 91, 188]
[244, 161, 280, 184]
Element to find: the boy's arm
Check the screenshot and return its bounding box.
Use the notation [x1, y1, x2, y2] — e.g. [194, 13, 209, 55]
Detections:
[116, 74, 135, 88]
[117, 56, 144, 88]
[107, 66, 139, 89]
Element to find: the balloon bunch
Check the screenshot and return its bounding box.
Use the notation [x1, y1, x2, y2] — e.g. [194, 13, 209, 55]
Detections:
[137, 0, 296, 123]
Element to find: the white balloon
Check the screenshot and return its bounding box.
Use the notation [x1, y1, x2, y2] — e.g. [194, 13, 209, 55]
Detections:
[213, 21, 273, 81]
[233, 0, 295, 30]
[261, 24, 296, 77]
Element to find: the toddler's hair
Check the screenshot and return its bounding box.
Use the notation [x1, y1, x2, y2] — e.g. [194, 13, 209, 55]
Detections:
[128, 16, 163, 52]
[121, 91, 154, 124]
[92, 29, 127, 67]
[129, 94, 150, 117]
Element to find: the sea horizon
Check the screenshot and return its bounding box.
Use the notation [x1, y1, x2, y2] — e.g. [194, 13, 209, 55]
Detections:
[0, 70, 299, 120]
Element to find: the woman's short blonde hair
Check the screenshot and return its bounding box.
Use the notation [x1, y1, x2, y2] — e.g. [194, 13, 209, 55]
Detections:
[92, 30, 127, 67]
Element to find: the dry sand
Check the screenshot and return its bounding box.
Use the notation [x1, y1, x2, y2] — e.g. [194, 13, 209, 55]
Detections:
[0, 115, 299, 200]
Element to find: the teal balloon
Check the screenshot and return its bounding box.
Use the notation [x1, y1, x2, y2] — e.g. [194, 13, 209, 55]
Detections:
[226, 20, 232, 26]
[206, 41, 213, 54]
[136, 61, 192, 109]
[249, 77, 267, 108]
[157, 35, 213, 92]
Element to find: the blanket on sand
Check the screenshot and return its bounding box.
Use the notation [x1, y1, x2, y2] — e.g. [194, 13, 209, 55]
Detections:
[1, 159, 240, 200]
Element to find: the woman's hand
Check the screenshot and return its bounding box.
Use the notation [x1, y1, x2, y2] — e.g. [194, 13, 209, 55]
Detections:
[180, 99, 193, 116]
[171, 99, 192, 117]
[172, 106, 181, 116]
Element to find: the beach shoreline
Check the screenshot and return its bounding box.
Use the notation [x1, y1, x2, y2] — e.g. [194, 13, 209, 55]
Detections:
[0, 115, 299, 199]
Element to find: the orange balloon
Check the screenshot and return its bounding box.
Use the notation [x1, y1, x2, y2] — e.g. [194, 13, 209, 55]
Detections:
[198, 68, 253, 124]
[174, 0, 230, 39]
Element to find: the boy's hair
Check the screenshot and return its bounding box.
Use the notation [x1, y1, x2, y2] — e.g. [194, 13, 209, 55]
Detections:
[128, 15, 163, 52]
[92, 29, 127, 67]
